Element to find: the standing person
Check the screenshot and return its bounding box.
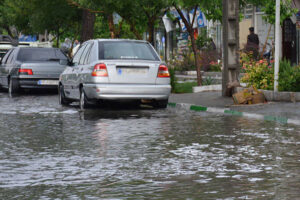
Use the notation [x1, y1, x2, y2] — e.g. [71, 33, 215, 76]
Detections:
[209, 38, 216, 50]
[246, 27, 260, 59]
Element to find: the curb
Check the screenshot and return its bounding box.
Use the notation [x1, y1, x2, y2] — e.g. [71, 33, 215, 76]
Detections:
[193, 84, 222, 93]
[168, 102, 300, 126]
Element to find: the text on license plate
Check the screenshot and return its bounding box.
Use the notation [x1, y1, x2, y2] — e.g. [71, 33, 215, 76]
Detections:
[117, 68, 148, 75]
[37, 80, 59, 85]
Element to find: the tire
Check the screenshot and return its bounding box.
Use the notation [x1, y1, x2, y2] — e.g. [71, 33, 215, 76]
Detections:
[79, 88, 90, 111]
[153, 99, 168, 109]
[8, 78, 19, 95]
[58, 84, 70, 105]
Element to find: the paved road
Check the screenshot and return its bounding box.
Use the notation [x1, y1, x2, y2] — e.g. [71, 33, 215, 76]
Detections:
[0, 91, 300, 199]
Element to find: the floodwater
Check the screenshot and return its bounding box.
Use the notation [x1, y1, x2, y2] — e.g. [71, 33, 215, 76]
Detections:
[0, 92, 300, 199]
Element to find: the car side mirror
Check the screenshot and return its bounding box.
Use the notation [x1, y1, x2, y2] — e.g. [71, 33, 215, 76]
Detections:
[67, 59, 75, 66]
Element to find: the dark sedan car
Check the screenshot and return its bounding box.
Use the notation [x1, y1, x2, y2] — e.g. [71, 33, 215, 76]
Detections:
[0, 47, 68, 94]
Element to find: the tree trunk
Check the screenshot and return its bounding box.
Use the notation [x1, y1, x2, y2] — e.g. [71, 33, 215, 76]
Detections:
[190, 36, 202, 86]
[174, 5, 202, 86]
[4, 25, 14, 38]
[80, 9, 96, 42]
[148, 19, 155, 46]
[107, 13, 115, 38]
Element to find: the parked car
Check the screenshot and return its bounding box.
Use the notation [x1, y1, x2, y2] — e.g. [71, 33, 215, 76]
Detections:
[59, 39, 171, 109]
[0, 47, 68, 94]
[0, 35, 18, 60]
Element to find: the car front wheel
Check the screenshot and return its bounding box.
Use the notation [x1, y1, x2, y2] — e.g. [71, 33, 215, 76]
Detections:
[58, 84, 71, 105]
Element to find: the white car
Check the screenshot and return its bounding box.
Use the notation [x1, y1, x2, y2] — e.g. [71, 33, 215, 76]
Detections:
[58, 39, 171, 110]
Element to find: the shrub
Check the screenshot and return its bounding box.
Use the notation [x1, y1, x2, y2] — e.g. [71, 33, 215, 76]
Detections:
[167, 49, 196, 71]
[278, 59, 300, 92]
[241, 53, 300, 92]
[208, 61, 222, 72]
[168, 67, 176, 93]
[240, 52, 274, 90]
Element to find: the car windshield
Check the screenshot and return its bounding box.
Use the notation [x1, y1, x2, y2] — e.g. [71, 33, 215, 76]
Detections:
[17, 48, 67, 62]
[99, 41, 160, 61]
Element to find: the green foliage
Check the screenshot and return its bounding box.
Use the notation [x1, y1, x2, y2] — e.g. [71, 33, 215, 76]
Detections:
[241, 53, 300, 92]
[94, 15, 111, 39]
[241, 52, 274, 90]
[278, 60, 300, 92]
[202, 76, 214, 85]
[174, 81, 197, 93]
[208, 61, 222, 72]
[1, 0, 81, 44]
[196, 29, 211, 50]
[168, 67, 176, 93]
[261, 0, 297, 25]
[167, 50, 196, 71]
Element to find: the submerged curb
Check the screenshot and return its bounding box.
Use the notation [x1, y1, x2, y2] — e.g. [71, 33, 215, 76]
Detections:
[168, 102, 300, 126]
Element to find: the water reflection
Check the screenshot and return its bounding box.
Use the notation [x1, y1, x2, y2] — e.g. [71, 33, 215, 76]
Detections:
[0, 94, 300, 199]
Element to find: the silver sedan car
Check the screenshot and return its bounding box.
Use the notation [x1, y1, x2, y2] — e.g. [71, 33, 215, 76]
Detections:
[59, 39, 171, 109]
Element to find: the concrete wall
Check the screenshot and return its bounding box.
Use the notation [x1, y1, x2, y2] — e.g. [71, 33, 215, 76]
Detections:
[239, 19, 252, 49]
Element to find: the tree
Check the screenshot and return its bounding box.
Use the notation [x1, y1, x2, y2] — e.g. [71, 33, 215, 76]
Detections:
[261, 0, 296, 25]
[171, 0, 204, 85]
[1, 0, 82, 47]
[80, 10, 96, 42]
[73, 0, 171, 44]
[134, 0, 170, 45]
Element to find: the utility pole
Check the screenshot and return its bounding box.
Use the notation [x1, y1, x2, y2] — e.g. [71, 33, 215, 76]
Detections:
[274, 0, 280, 92]
[222, 0, 240, 97]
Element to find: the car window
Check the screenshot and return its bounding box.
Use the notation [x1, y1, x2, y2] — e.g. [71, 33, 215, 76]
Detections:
[72, 44, 87, 65]
[1, 49, 12, 64]
[83, 43, 94, 65]
[6, 49, 15, 64]
[79, 43, 91, 65]
[99, 41, 160, 61]
[17, 48, 67, 62]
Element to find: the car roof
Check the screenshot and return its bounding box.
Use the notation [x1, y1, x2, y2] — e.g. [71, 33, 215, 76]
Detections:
[16, 46, 60, 50]
[95, 39, 149, 43]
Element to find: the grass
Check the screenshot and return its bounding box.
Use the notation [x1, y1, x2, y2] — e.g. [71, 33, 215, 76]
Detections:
[174, 82, 198, 93]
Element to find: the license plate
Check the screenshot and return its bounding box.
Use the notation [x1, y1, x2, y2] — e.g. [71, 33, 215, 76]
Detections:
[117, 68, 148, 75]
[37, 80, 59, 85]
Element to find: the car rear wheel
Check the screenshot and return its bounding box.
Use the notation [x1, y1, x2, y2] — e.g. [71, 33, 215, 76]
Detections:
[153, 99, 168, 109]
[58, 84, 71, 105]
[8, 78, 19, 95]
[79, 88, 91, 111]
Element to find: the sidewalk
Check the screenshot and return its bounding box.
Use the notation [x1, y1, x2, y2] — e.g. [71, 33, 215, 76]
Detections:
[169, 91, 300, 124]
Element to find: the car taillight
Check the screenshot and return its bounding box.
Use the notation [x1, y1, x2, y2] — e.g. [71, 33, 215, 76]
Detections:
[157, 65, 170, 78]
[92, 63, 108, 77]
[19, 69, 33, 75]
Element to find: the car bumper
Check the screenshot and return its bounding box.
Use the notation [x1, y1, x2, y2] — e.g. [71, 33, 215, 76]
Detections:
[84, 83, 171, 100]
[18, 78, 59, 89]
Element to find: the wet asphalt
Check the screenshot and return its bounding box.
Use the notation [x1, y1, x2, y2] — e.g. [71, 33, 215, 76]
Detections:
[0, 90, 300, 199]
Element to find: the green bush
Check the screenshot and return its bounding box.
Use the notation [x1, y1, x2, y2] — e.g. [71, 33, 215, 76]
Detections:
[174, 82, 198, 93]
[240, 53, 274, 90]
[278, 59, 300, 92]
[241, 53, 300, 92]
[168, 67, 176, 93]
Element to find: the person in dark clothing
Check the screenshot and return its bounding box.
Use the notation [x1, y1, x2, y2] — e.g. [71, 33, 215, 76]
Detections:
[246, 27, 260, 59]
[209, 38, 216, 50]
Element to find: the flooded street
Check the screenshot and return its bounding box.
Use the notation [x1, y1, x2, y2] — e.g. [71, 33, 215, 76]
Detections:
[0, 92, 300, 199]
